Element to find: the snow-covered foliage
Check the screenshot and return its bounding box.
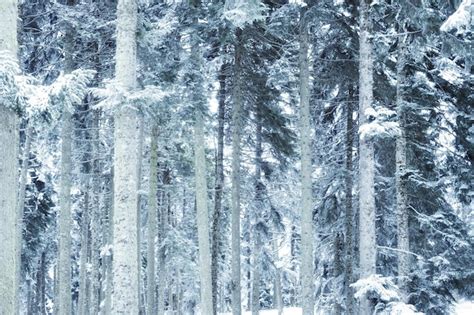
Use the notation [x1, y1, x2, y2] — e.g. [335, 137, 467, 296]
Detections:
[358, 107, 399, 140]
[223, 0, 267, 28]
[440, 0, 471, 35]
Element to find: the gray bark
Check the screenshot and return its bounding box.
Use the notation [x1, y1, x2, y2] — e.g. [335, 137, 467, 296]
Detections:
[358, 1, 377, 313]
[299, 6, 314, 315]
[147, 125, 159, 315]
[396, 39, 410, 300]
[112, 0, 140, 312]
[211, 62, 226, 315]
[231, 27, 244, 315]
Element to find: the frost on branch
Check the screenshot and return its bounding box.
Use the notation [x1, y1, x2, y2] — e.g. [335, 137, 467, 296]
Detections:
[440, 0, 471, 36]
[93, 82, 169, 112]
[359, 106, 399, 140]
[223, 0, 267, 28]
[49, 69, 96, 113]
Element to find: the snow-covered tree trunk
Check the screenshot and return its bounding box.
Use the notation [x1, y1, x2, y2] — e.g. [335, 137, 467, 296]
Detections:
[272, 236, 283, 315]
[395, 40, 410, 299]
[212, 62, 226, 315]
[1, 73, 21, 315]
[58, 108, 73, 315]
[147, 125, 158, 315]
[157, 186, 167, 315]
[78, 189, 90, 315]
[298, 7, 314, 315]
[0, 0, 19, 313]
[231, 27, 244, 315]
[251, 116, 263, 315]
[344, 85, 355, 314]
[194, 108, 213, 315]
[103, 161, 114, 315]
[358, 1, 377, 313]
[136, 113, 145, 314]
[112, 0, 140, 312]
[90, 110, 102, 314]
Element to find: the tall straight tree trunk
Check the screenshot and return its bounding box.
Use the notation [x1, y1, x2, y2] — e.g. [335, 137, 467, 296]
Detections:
[211, 62, 227, 315]
[58, 0, 77, 312]
[90, 110, 102, 314]
[0, 1, 20, 312]
[395, 39, 410, 300]
[272, 236, 283, 315]
[344, 86, 355, 314]
[298, 6, 314, 315]
[157, 177, 168, 315]
[112, 0, 140, 312]
[136, 113, 145, 314]
[194, 108, 213, 314]
[78, 189, 91, 315]
[231, 27, 244, 315]
[147, 125, 159, 315]
[358, 0, 376, 313]
[251, 115, 263, 315]
[36, 252, 47, 315]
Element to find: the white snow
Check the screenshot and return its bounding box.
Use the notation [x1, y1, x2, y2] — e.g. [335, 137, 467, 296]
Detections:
[219, 307, 302, 315]
[440, 0, 471, 35]
[451, 300, 474, 315]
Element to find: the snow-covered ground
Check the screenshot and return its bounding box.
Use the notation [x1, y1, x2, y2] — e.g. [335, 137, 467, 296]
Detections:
[451, 300, 474, 315]
[220, 307, 302, 315]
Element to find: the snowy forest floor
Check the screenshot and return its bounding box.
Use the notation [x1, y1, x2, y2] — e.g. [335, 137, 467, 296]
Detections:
[214, 301, 474, 315]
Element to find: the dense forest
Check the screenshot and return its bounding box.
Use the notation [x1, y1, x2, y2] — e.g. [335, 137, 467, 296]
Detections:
[0, 0, 472, 314]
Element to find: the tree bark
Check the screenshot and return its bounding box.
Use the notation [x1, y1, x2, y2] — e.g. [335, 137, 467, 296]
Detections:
[211, 62, 227, 315]
[147, 125, 159, 315]
[251, 115, 263, 315]
[194, 108, 213, 315]
[231, 27, 244, 315]
[112, 0, 140, 312]
[344, 86, 355, 314]
[358, 1, 377, 313]
[299, 6, 314, 315]
[396, 39, 410, 300]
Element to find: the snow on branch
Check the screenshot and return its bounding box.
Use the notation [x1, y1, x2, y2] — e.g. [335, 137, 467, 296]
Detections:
[440, 0, 471, 36]
[359, 106, 399, 140]
[223, 0, 267, 28]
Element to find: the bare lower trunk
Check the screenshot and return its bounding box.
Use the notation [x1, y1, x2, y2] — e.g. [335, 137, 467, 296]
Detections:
[195, 108, 213, 314]
[299, 7, 314, 315]
[212, 62, 226, 315]
[147, 125, 159, 315]
[396, 40, 410, 300]
[78, 189, 90, 315]
[0, 9, 20, 315]
[251, 116, 263, 315]
[272, 236, 283, 315]
[58, 110, 73, 315]
[231, 27, 244, 315]
[358, 1, 376, 313]
[344, 86, 355, 314]
[112, 0, 140, 312]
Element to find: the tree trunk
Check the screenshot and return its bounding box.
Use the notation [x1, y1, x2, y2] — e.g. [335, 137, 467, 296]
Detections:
[358, 1, 377, 313]
[272, 236, 283, 315]
[78, 189, 90, 315]
[299, 7, 314, 315]
[147, 125, 159, 315]
[90, 110, 102, 314]
[112, 0, 140, 312]
[251, 115, 263, 315]
[136, 113, 145, 314]
[396, 39, 410, 300]
[195, 108, 213, 314]
[157, 180, 168, 315]
[212, 62, 227, 315]
[231, 27, 244, 315]
[344, 86, 355, 314]
[58, 108, 73, 315]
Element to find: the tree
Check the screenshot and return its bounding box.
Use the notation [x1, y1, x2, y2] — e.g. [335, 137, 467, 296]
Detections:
[357, 0, 377, 313]
[112, 0, 140, 312]
[298, 5, 314, 315]
[0, 0, 20, 313]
